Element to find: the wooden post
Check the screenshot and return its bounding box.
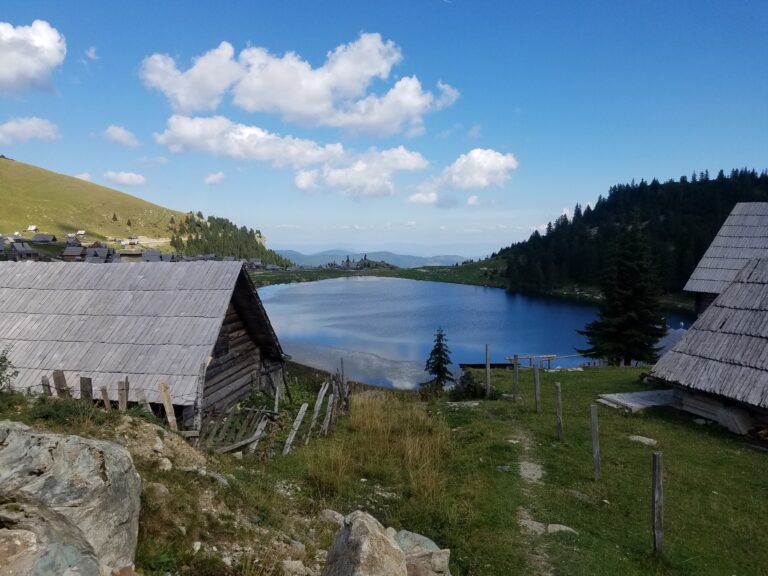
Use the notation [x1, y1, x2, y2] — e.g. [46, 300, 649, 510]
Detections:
[283, 402, 309, 455]
[513, 354, 519, 400]
[247, 417, 270, 454]
[79, 377, 93, 401]
[100, 386, 111, 411]
[485, 344, 491, 398]
[273, 382, 280, 413]
[534, 365, 541, 414]
[159, 382, 178, 431]
[652, 451, 664, 558]
[321, 392, 335, 435]
[137, 389, 152, 414]
[590, 404, 601, 481]
[117, 379, 128, 411]
[40, 375, 52, 396]
[52, 370, 70, 398]
[305, 381, 330, 445]
[193, 362, 207, 432]
[555, 382, 563, 441]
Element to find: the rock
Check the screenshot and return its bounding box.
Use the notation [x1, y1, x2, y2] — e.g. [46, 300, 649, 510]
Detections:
[291, 539, 307, 555]
[283, 559, 312, 575]
[628, 435, 657, 446]
[152, 437, 164, 453]
[192, 541, 202, 554]
[158, 457, 173, 471]
[144, 482, 170, 499]
[318, 509, 344, 526]
[322, 511, 407, 576]
[395, 530, 451, 576]
[0, 493, 101, 576]
[232, 451, 244, 460]
[386, 527, 398, 540]
[0, 421, 141, 571]
[519, 461, 544, 483]
[546, 524, 578, 535]
[395, 530, 440, 554]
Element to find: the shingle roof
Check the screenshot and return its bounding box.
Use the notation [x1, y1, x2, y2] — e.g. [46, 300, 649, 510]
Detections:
[684, 203, 768, 294]
[653, 257, 768, 408]
[0, 261, 282, 406]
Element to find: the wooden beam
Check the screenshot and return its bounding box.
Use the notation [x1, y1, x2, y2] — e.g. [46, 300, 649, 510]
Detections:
[159, 382, 178, 431]
[247, 417, 270, 454]
[283, 402, 308, 455]
[321, 392, 335, 435]
[304, 381, 330, 445]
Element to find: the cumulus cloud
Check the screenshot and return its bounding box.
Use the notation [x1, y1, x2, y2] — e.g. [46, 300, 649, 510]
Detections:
[155, 115, 344, 167]
[294, 169, 319, 190]
[0, 117, 59, 144]
[204, 171, 225, 184]
[0, 20, 66, 93]
[142, 33, 457, 136]
[318, 146, 428, 197]
[104, 125, 140, 147]
[104, 171, 146, 186]
[442, 148, 518, 188]
[141, 42, 243, 113]
[406, 190, 438, 205]
[74, 172, 91, 181]
[85, 46, 98, 61]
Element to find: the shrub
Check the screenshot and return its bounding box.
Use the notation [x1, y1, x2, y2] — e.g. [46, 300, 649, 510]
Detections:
[0, 349, 18, 392]
[449, 370, 499, 401]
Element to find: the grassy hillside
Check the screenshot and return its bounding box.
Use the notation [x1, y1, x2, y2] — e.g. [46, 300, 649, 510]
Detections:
[0, 157, 186, 240]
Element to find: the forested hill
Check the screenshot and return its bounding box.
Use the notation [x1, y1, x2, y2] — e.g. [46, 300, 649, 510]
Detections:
[501, 169, 768, 294]
[170, 214, 293, 266]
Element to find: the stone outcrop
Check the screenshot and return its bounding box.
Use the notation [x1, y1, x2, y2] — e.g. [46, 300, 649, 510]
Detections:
[395, 530, 451, 576]
[322, 511, 407, 576]
[0, 421, 142, 572]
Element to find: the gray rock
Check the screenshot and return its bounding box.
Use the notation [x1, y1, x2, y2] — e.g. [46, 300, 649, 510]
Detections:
[0, 421, 141, 571]
[322, 511, 407, 576]
[0, 493, 101, 576]
[291, 539, 307, 555]
[547, 523, 578, 535]
[318, 509, 344, 526]
[395, 530, 440, 554]
[158, 457, 173, 471]
[395, 530, 451, 575]
[283, 559, 312, 575]
[628, 435, 657, 446]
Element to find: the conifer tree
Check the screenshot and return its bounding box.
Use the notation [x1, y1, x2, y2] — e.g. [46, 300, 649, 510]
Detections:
[424, 328, 455, 394]
[578, 225, 667, 365]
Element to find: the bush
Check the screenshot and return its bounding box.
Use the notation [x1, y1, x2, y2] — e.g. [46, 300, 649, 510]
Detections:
[0, 349, 18, 392]
[449, 370, 498, 401]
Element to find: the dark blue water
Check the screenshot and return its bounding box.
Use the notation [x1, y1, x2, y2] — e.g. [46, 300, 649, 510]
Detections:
[259, 277, 691, 389]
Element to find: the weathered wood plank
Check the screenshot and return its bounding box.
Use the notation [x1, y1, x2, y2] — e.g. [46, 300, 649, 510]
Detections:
[159, 382, 178, 431]
[100, 386, 111, 411]
[79, 376, 93, 401]
[117, 379, 128, 411]
[321, 392, 335, 436]
[52, 370, 70, 398]
[304, 381, 330, 445]
[40, 375, 52, 396]
[247, 417, 270, 454]
[283, 403, 309, 455]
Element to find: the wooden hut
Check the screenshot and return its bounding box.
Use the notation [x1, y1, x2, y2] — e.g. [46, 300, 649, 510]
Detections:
[684, 202, 768, 315]
[652, 257, 768, 433]
[9, 242, 38, 262]
[0, 261, 285, 428]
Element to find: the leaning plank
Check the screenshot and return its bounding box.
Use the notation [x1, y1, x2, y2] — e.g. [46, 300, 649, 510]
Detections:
[283, 402, 309, 455]
[159, 382, 178, 431]
[304, 381, 330, 445]
[137, 388, 152, 414]
[40, 376, 52, 396]
[247, 417, 270, 454]
[217, 426, 270, 454]
[52, 370, 70, 398]
[79, 377, 93, 401]
[100, 386, 111, 411]
[321, 393, 335, 436]
[212, 406, 237, 446]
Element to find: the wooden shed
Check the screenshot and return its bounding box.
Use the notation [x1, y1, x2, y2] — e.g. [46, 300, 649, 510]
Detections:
[0, 261, 285, 427]
[684, 202, 768, 315]
[653, 257, 768, 433]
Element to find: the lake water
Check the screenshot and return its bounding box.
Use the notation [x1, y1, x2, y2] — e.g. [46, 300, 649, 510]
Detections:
[258, 277, 691, 389]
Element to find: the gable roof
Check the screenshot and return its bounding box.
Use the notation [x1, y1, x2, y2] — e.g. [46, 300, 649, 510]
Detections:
[653, 257, 768, 409]
[684, 202, 768, 295]
[0, 261, 283, 406]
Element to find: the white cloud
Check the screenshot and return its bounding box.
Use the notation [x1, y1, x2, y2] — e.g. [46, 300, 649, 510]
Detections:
[294, 169, 318, 190]
[104, 171, 146, 186]
[204, 171, 225, 184]
[467, 195, 480, 206]
[155, 115, 344, 167]
[0, 117, 59, 144]
[138, 155, 168, 165]
[406, 190, 438, 205]
[74, 172, 91, 181]
[467, 123, 482, 139]
[104, 124, 140, 147]
[442, 148, 518, 189]
[85, 46, 98, 61]
[0, 20, 66, 93]
[312, 146, 428, 198]
[142, 33, 457, 136]
[141, 41, 243, 113]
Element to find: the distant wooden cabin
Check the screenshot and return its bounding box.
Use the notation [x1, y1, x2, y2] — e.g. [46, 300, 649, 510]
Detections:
[26, 225, 38, 232]
[9, 242, 38, 262]
[684, 202, 768, 315]
[0, 261, 285, 428]
[61, 246, 85, 261]
[653, 257, 768, 433]
[30, 233, 57, 243]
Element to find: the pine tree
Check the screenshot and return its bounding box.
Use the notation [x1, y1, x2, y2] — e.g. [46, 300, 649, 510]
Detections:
[424, 328, 455, 395]
[578, 225, 667, 365]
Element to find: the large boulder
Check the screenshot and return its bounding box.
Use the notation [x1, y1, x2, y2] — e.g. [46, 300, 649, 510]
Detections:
[0, 421, 141, 571]
[322, 511, 407, 576]
[0, 493, 101, 576]
[395, 530, 451, 576]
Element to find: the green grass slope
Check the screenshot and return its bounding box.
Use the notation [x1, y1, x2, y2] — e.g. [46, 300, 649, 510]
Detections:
[0, 157, 186, 240]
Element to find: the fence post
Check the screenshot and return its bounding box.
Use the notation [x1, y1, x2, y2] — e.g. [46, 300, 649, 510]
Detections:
[159, 382, 178, 431]
[283, 402, 309, 455]
[52, 370, 70, 398]
[79, 377, 93, 401]
[534, 365, 541, 414]
[100, 386, 111, 411]
[652, 451, 664, 557]
[321, 393, 335, 435]
[485, 344, 491, 398]
[117, 379, 128, 411]
[305, 381, 330, 445]
[41, 375, 52, 396]
[137, 388, 152, 414]
[555, 382, 563, 441]
[513, 354, 519, 400]
[590, 404, 601, 480]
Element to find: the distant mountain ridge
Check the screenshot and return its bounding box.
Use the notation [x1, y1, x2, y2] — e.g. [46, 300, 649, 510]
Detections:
[276, 249, 467, 269]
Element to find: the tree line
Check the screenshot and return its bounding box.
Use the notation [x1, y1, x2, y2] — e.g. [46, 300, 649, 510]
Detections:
[501, 169, 768, 294]
[170, 213, 293, 266]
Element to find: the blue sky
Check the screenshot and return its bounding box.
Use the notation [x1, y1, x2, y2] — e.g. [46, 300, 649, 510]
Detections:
[2, 1, 767, 256]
